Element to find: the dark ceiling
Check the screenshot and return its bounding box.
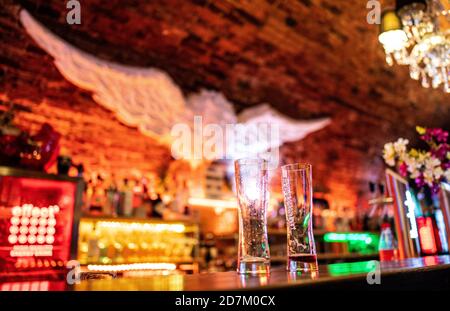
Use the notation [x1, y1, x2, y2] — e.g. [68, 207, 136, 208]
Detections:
[1, 0, 449, 208]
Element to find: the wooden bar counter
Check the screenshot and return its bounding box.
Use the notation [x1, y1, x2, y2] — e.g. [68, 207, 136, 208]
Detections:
[71, 255, 450, 291]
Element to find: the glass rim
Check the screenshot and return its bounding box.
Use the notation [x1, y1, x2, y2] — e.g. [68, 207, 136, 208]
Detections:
[281, 163, 312, 171]
[234, 158, 268, 166]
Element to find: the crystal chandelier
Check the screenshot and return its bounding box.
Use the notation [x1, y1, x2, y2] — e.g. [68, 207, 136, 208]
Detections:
[378, 0, 450, 92]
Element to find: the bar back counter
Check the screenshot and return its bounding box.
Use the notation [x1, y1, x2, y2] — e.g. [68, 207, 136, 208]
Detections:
[70, 255, 450, 291]
[2, 255, 447, 291]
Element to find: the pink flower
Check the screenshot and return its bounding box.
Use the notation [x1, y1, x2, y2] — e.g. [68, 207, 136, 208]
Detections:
[443, 162, 450, 170]
[433, 128, 448, 143]
[399, 162, 408, 177]
[431, 144, 449, 160]
[431, 183, 441, 194]
[415, 174, 425, 188]
[421, 128, 449, 144]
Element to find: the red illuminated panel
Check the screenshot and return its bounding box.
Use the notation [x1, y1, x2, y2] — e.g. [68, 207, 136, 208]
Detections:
[0, 176, 76, 275]
[417, 217, 438, 255]
[8, 204, 59, 256]
[0, 280, 66, 291]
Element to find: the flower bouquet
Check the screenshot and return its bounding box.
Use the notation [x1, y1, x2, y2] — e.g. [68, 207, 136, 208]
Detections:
[383, 127, 449, 255]
[383, 126, 450, 194]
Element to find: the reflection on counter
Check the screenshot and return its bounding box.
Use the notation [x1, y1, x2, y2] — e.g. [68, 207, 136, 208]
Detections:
[69, 255, 450, 291]
[75, 273, 185, 291]
[239, 274, 270, 287]
[326, 261, 376, 277]
[287, 270, 320, 282]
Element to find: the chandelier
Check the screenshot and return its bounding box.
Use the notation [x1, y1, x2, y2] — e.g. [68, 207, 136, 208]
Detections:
[378, 0, 450, 93]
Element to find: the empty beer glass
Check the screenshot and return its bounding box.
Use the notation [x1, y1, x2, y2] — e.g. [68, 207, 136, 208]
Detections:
[281, 163, 318, 272]
[234, 159, 270, 274]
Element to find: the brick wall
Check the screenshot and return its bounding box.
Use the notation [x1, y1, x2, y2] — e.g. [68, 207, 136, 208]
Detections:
[1, 0, 449, 209]
[0, 2, 172, 179]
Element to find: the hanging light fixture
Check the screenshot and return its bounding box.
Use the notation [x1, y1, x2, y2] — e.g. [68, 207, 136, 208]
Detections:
[378, 10, 409, 65]
[378, 0, 450, 93]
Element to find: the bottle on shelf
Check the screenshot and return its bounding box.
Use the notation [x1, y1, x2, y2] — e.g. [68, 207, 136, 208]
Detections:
[90, 175, 106, 214]
[141, 183, 153, 218]
[120, 178, 133, 217]
[87, 224, 100, 263]
[378, 222, 398, 261]
[105, 176, 119, 217]
[83, 178, 93, 214]
[132, 178, 147, 218]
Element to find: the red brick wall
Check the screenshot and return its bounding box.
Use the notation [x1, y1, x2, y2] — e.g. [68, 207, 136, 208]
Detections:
[0, 4, 172, 179]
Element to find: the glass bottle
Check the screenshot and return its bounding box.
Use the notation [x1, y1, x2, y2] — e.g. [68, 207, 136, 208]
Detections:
[379, 223, 398, 261]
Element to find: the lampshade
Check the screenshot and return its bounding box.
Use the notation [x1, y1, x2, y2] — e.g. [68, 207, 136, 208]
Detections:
[380, 10, 403, 34]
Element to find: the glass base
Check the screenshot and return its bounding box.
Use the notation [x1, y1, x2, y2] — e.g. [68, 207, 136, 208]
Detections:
[237, 259, 270, 275]
[287, 255, 318, 272]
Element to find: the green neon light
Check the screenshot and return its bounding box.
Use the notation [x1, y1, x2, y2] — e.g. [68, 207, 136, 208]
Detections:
[323, 232, 380, 254]
[323, 232, 378, 245]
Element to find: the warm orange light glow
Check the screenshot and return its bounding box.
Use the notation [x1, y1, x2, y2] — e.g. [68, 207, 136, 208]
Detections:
[96, 221, 186, 233]
[188, 197, 238, 209]
[87, 263, 177, 272]
[123, 270, 178, 277]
